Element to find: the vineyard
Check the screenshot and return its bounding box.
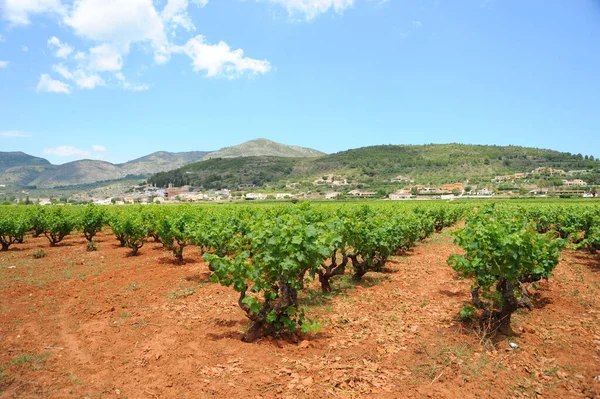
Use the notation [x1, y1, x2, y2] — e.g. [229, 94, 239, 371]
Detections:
[0, 200, 599, 398]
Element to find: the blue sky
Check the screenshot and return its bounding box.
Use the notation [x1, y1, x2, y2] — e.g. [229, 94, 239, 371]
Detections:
[0, 0, 599, 164]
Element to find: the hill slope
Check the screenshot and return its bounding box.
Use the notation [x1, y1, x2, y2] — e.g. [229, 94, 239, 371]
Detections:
[0, 152, 51, 172]
[0, 151, 210, 188]
[119, 151, 210, 175]
[27, 160, 127, 188]
[205, 139, 325, 159]
[148, 143, 600, 190]
[0, 139, 323, 188]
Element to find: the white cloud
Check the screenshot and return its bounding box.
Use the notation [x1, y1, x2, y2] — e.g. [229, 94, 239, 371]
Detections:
[0, 34, 4, 42]
[115, 72, 149, 91]
[1, 0, 65, 25]
[65, 0, 166, 49]
[44, 145, 90, 157]
[10, 0, 271, 92]
[44, 144, 107, 158]
[162, 0, 207, 33]
[123, 82, 150, 91]
[52, 64, 105, 89]
[0, 60, 8, 68]
[172, 35, 272, 78]
[47, 36, 74, 58]
[0, 131, 31, 138]
[36, 73, 71, 93]
[162, 0, 193, 30]
[258, 0, 354, 20]
[88, 44, 123, 71]
[22, 46, 29, 52]
[52, 63, 73, 80]
[73, 70, 105, 89]
[64, 0, 172, 74]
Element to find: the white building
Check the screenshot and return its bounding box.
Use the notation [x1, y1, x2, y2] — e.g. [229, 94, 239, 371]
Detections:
[389, 190, 411, 200]
[94, 198, 113, 205]
[476, 188, 492, 196]
[563, 179, 588, 187]
[245, 193, 267, 200]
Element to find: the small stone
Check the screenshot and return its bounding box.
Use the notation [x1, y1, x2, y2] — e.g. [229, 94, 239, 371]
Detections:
[509, 342, 519, 349]
[557, 371, 568, 379]
[302, 376, 313, 387]
[298, 340, 310, 349]
[115, 389, 120, 395]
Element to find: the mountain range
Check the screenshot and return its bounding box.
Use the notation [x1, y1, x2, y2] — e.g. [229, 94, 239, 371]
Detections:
[0, 139, 325, 188]
[1, 139, 598, 192]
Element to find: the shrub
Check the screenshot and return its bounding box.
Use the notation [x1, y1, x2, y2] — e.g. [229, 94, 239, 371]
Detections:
[448, 207, 565, 335]
[156, 206, 196, 264]
[86, 241, 98, 252]
[30, 206, 47, 238]
[0, 213, 29, 251]
[120, 210, 150, 256]
[79, 204, 106, 242]
[205, 210, 327, 342]
[32, 249, 46, 259]
[42, 207, 76, 247]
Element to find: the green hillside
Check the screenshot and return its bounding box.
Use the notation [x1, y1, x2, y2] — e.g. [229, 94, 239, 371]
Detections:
[148, 143, 600, 190]
[149, 156, 298, 189]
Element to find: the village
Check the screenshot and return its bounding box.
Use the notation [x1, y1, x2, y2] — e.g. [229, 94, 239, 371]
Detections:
[5, 166, 595, 205]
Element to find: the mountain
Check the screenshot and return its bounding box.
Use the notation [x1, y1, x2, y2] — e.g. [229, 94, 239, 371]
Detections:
[148, 143, 600, 190]
[119, 151, 211, 175]
[205, 139, 326, 159]
[4, 141, 598, 192]
[0, 150, 209, 188]
[0, 138, 324, 189]
[0, 151, 50, 172]
[27, 160, 127, 188]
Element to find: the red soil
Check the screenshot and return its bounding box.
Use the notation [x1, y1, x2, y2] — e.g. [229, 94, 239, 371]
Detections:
[0, 229, 598, 398]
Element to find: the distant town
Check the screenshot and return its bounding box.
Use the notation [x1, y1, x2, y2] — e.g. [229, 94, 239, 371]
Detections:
[2, 166, 597, 205]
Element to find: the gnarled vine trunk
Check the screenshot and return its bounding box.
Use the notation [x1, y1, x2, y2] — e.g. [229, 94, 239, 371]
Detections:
[318, 252, 348, 292]
[472, 281, 532, 336]
[84, 231, 96, 242]
[239, 277, 299, 342]
[116, 234, 126, 247]
[349, 254, 368, 281]
[493, 279, 519, 336]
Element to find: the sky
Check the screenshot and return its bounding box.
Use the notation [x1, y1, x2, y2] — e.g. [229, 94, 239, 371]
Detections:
[0, 0, 599, 165]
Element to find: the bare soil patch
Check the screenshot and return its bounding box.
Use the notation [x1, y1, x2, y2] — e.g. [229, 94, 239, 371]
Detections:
[0, 229, 598, 398]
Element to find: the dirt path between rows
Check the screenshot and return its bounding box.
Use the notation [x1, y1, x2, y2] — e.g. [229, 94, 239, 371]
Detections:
[0, 229, 598, 398]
